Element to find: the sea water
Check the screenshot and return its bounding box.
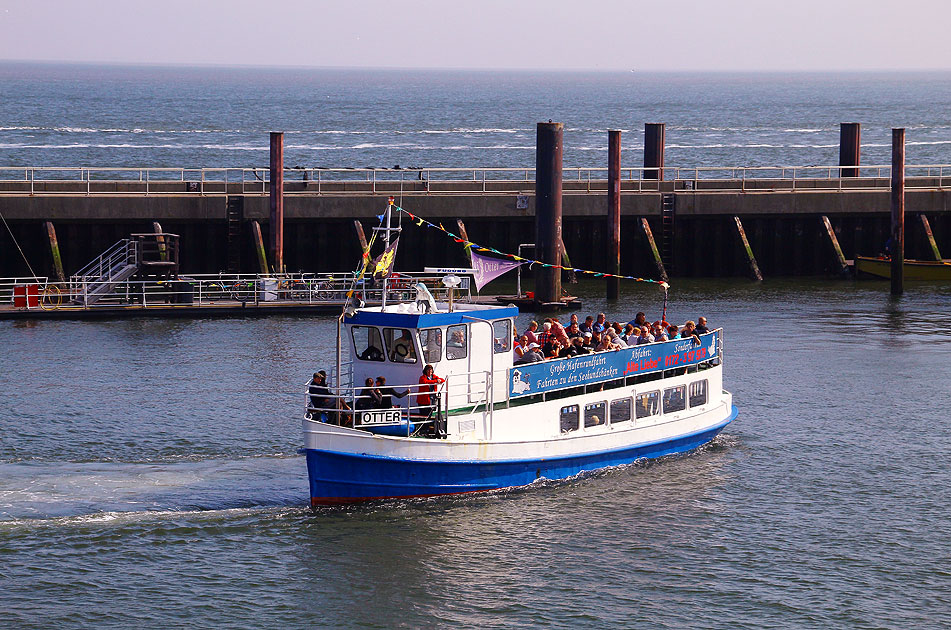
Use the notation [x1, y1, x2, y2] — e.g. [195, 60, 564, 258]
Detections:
[2, 65, 951, 627]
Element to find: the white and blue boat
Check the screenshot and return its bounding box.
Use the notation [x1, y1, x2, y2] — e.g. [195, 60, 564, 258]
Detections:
[302, 287, 737, 506]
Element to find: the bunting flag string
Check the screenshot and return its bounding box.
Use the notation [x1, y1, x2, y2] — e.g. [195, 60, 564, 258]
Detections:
[397, 206, 669, 288]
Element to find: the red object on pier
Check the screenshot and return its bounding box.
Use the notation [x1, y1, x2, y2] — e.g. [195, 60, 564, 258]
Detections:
[13, 284, 39, 308]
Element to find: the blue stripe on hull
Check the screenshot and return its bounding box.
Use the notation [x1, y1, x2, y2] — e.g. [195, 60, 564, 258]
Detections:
[307, 405, 738, 505]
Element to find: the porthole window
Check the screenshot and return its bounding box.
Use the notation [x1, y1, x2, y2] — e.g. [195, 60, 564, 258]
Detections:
[689, 380, 708, 407]
[635, 391, 659, 419]
[610, 398, 632, 425]
[584, 402, 606, 428]
[560, 404, 579, 433]
[663, 385, 686, 414]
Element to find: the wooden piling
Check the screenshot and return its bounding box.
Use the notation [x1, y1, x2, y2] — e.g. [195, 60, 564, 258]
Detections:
[251, 220, 270, 275]
[644, 123, 665, 180]
[560, 237, 577, 284]
[44, 221, 65, 283]
[891, 128, 905, 295]
[535, 121, 563, 304]
[353, 219, 369, 254]
[820, 215, 850, 275]
[607, 130, 621, 299]
[919, 214, 943, 261]
[269, 131, 284, 274]
[456, 219, 472, 267]
[733, 216, 763, 281]
[639, 218, 668, 282]
[839, 122, 861, 178]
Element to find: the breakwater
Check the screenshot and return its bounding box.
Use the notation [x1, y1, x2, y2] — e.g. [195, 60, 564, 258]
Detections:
[2, 172, 949, 279]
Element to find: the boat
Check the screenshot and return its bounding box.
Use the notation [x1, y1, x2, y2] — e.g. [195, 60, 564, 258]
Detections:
[301, 203, 736, 505]
[855, 255, 951, 281]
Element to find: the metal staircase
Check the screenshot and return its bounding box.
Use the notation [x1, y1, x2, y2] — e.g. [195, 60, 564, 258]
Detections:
[226, 196, 243, 273]
[71, 240, 140, 305]
[661, 193, 676, 272]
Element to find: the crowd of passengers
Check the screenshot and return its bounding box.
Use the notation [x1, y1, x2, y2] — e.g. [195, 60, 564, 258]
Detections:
[512, 313, 710, 365]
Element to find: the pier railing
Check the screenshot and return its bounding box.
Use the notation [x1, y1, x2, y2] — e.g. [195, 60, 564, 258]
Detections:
[1, 164, 950, 196]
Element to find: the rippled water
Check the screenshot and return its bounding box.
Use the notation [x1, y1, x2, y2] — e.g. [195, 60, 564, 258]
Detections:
[2, 278, 950, 628]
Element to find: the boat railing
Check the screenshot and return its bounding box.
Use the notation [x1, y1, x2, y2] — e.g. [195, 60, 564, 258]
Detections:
[305, 378, 451, 438]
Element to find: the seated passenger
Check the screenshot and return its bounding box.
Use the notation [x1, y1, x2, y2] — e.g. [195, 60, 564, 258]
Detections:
[667, 324, 679, 339]
[681, 320, 701, 343]
[607, 329, 628, 348]
[513, 335, 530, 360]
[621, 323, 636, 344]
[580, 316, 595, 334]
[375, 376, 408, 408]
[515, 342, 544, 364]
[582, 331, 594, 348]
[566, 313, 580, 328]
[567, 322, 583, 339]
[389, 330, 415, 362]
[592, 312, 607, 334]
[694, 317, 709, 335]
[652, 321, 669, 342]
[636, 326, 654, 345]
[549, 318, 569, 344]
[523, 321, 539, 345]
[572, 336, 592, 354]
[356, 377, 382, 410]
[448, 329, 466, 347]
[628, 312, 647, 328]
[536, 322, 553, 348]
[559, 340, 578, 359]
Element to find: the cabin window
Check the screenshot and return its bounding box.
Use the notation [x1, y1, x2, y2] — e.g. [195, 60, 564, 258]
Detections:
[635, 391, 659, 419]
[493, 319, 512, 354]
[610, 398, 632, 425]
[584, 402, 606, 428]
[418, 328, 442, 363]
[560, 404, 579, 433]
[446, 324, 468, 360]
[663, 385, 686, 414]
[383, 328, 418, 364]
[352, 326, 384, 362]
[689, 379, 708, 407]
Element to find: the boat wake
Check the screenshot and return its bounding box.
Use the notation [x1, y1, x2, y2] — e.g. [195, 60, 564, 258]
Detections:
[0, 455, 308, 525]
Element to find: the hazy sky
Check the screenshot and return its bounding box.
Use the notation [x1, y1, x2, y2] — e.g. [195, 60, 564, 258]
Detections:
[1, 0, 948, 72]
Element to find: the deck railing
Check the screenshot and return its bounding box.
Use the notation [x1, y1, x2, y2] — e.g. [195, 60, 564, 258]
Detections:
[1, 164, 950, 195]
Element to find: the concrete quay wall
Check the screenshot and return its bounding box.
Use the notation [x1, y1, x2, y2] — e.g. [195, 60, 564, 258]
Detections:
[2, 185, 950, 279]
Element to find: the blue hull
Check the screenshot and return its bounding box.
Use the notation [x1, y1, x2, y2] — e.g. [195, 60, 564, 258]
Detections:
[307, 406, 738, 506]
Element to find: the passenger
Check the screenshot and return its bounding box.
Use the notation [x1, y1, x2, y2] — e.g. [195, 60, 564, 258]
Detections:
[550, 318, 569, 345]
[582, 331, 594, 348]
[572, 336, 593, 355]
[308, 371, 333, 421]
[636, 326, 653, 345]
[628, 312, 647, 328]
[567, 321, 583, 340]
[356, 377, 381, 410]
[652, 322, 669, 342]
[417, 364, 445, 416]
[513, 335, 530, 360]
[448, 328, 466, 347]
[514, 342, 544, 364]
[608, 328, 628, 348]
[523, 320, 539, 345]
[590, 330, 603, 349]
[612, 322, 623, 335]
[681, 320, 701, 344]
[667, 324, 679, 340]
[536, 322, 553, 349]
[359, 344, 384, 361]
[558, 339, 578, 358]
[621, 323, 636, 345]
[596, 332, 615, 352]
[567, 313, 580, 328]
[694, 317, 709, 335]
[544, 338, 563, 360]
[580, 316, 595, 334]
[593, 312, 607, 334]
[375, 376, 408, 408]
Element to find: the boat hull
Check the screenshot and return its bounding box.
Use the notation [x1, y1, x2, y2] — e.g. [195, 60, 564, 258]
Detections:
[306, 405, 738, 506]
[855, 256, 951, 281]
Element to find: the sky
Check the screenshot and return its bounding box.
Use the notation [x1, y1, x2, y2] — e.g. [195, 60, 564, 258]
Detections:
[0, 0, 948, 72]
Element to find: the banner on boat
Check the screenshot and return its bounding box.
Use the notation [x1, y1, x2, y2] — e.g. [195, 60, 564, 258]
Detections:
[509, 331, 720, 398]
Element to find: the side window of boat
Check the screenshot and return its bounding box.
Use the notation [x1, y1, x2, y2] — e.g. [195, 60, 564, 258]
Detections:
[663, 385, 686, 414]
[352, 326, 384, 362]
[446, 324, 468, 360]
[610, 398, 632, 425]
[560, 405, 579, 433]
[418, 328, 442, 364]
[689, 379, 708, 407]
[584, 402, 606, 428]
[635, 391, 659, 419]
[492, 319, 512, 354]
[383, 328, 418, 364]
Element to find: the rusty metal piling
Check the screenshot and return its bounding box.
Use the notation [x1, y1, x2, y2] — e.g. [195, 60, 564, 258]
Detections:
[839, 123, 861, 178]
[534, 121, 563, 305]
[269, 132, 284, 274]
[644, 123, 665, 180]
[891, 129, 905, 295]
[607, 130, 621, 299]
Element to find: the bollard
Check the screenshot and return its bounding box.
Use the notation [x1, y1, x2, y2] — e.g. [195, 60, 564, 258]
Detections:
[891, 128, 905, 295]
[269, 131, 284, 274]
[535, 121, 563, 304]
[607, 130, 621, 299]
